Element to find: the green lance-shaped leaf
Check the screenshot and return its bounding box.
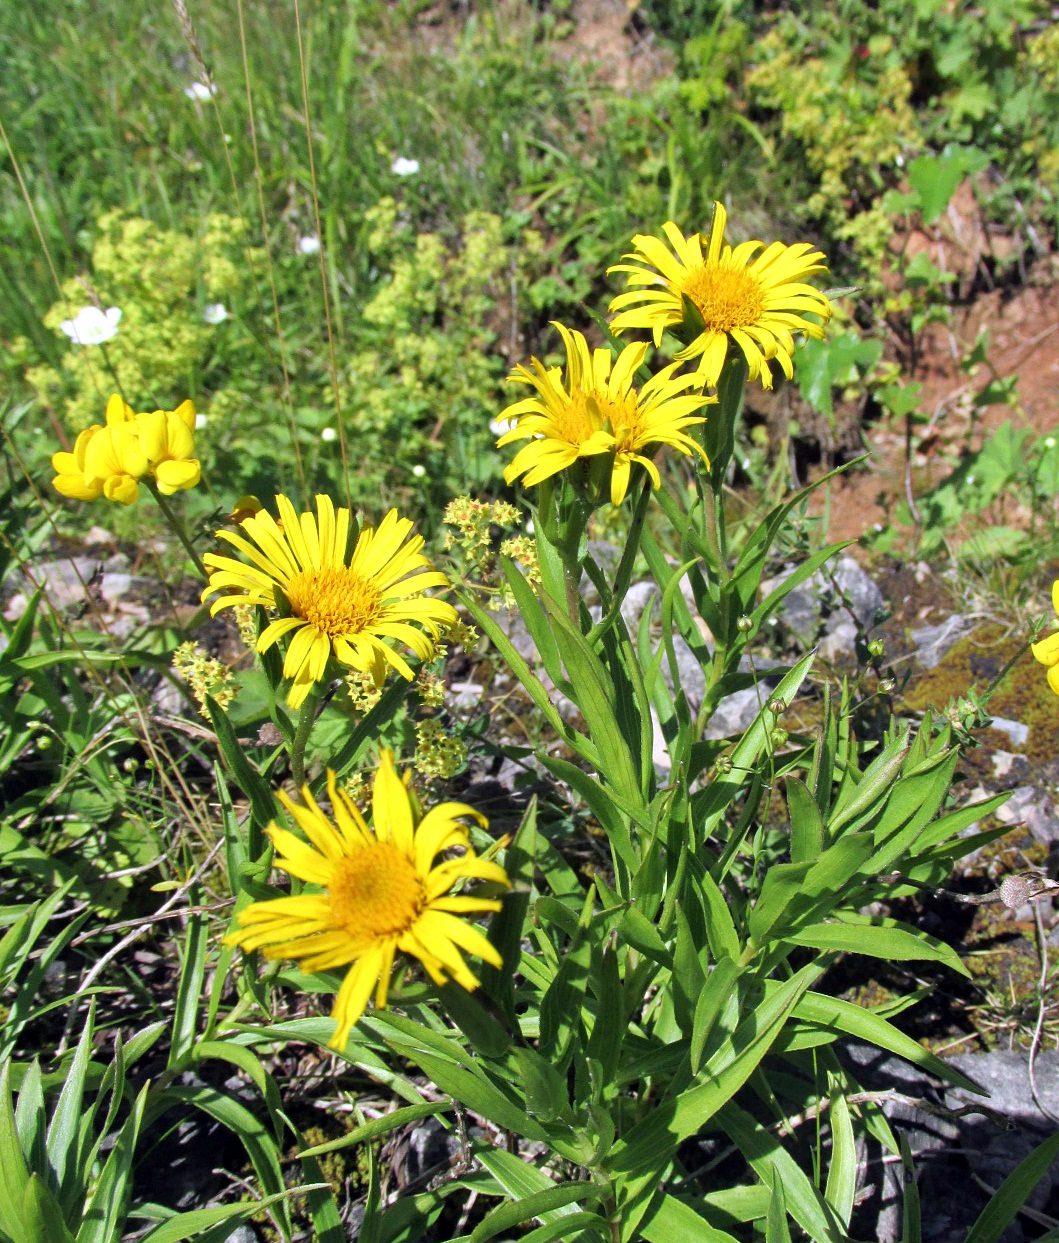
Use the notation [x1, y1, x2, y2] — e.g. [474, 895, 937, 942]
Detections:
[640, 1192, 740, 1242]
[76, 1081, 148, 1243]
[717, 1102, 846, 1243]
[205, 694, 277, 831]
[299, 1101, 448, 1159]
[823, 1078, 856, 1229]
[965, 1129, 1059, 1243]
[785, 916, 969, 978]
[766, 1166, 793, 1243]
[45, 999, 97, 1214]
[468, 1182, 607, 1243]
[609, 960, 823, 1240]
[690, 955, 743, 1074]
[0, 1061, 31, 1240]
[786, 990, 982, 1094]
[787, 776, 824, 864]
[899, 1133, 921, 1243]
[21, 1174, 75, 1243]
[135, 1189, 319, 1243]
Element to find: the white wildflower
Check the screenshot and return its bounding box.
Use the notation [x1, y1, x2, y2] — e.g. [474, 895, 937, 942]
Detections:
[59, 306, 122, 346]
[203, 303, 228, 325]
[321, 427, 337, 442]
[184, 82, 216, 102]
[391, 157, 420, 177]
[297, 234, 320, 255]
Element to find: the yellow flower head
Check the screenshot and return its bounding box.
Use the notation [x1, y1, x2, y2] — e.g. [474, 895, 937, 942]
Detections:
[81, 394, 149, 505]
[608, 205, 833, 390]
[497, 322, 714, 506]
[136, 399, 201, 495]
[1032, 579, 1059, 696]
[52, 425, 105, 502]
[225, 754, 509, 1049]
[202, 495, 457, 709]
[51, 394, 201, 505]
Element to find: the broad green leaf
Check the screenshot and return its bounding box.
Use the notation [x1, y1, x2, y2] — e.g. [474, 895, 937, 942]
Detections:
[511, 1047, 570, 1126]
[748, 860, 814, 945]
[618, 907, 671, 968]
[965, 1130, 1059, 1243]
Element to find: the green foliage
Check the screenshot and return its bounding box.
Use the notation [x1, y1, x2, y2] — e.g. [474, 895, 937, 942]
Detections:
[332, 201, 541, 509]
[24, 210, 256, 433]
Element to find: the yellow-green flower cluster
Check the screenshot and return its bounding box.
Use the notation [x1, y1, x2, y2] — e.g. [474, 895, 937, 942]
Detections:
[414, 718, 467, 780]
[29, 210, 254, 434]
[51, 394, 201, 505]
[172, 642, 238, 719]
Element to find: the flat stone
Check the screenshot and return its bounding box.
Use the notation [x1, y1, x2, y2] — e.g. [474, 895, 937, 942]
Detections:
[910, 614, 974, 669]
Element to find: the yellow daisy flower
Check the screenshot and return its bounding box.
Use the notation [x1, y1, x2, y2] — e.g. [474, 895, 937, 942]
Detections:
[497, 322, 714, 506]
[226, 755, 508, 1049]
[202, 495, 457, 709]
[1032, 580, 1059, 696]
[608, 204, 833, 390]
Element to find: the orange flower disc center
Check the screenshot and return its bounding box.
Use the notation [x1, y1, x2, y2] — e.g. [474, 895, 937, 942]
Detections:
[556, 388, 639, 448]
[329, 842, 424, 940]
[681, 265, 765, 333]
[285, 567, 382, 636]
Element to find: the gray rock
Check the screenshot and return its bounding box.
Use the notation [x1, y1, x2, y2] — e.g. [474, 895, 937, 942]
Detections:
[222, 1228, 257, 1243]
[995, 786, 1059, 847]
[701, 687, 768, 741]
[990, 717, 1030, 748]
[947, 1050, 1059, 1124]
[760, 555, 884, 657]
[911, 614, 974, 669]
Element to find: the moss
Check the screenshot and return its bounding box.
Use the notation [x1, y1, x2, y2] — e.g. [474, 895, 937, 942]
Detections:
[901, 622, 1059, 775]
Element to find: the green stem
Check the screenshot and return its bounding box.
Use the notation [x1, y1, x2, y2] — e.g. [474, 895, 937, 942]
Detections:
[147, 481, 207, 579]
[290, 692, 319, 788]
